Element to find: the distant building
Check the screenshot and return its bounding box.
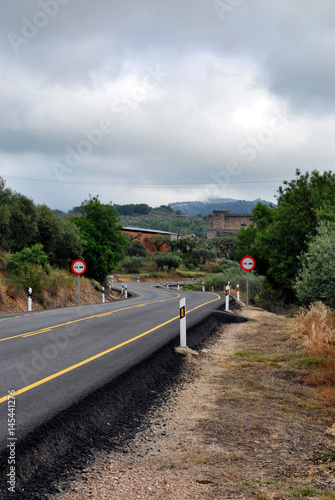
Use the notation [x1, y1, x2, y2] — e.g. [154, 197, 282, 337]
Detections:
[122, 227, 178, 253]
[206, 210, 253, 239]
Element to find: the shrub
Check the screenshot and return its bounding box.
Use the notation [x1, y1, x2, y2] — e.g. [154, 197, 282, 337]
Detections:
[295, 221, 335, 309]
[7, 244, 51, 275]
[154, 253, 182, 273]
[291, 302, 335, 406]
[121, 256, 145, 273]
[125, 239, 148, 257]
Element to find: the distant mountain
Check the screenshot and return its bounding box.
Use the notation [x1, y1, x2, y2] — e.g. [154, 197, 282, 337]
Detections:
[169, 198, 275, 216]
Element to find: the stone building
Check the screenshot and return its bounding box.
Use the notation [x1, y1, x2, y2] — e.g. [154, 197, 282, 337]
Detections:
[206, 210, 253, 239]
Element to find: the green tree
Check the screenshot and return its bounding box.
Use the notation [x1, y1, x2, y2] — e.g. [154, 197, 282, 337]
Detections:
[154, 253, 182, 273]
[121, 256, 145, 273]
[0, 178, 38, 252]
[145, 235, 171, 252]
[209, 237, 237, 260]
[125, 239, 148, 257]
[295, 221, 335, 309]
[192, 246, 217, 265]
[170, 237, 198, 256]
[236, 169, 335, 300]
[36, 205, 84, 268]
[72, 195, 128, 282]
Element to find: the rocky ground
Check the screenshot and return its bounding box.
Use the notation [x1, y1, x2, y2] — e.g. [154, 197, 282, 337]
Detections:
[48, 306, 335, 500]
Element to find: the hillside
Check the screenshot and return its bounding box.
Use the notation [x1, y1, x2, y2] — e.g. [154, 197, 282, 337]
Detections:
[169, 198, 275, 216]
[119, 206, 206, 236]
[61, 198, 275, 237]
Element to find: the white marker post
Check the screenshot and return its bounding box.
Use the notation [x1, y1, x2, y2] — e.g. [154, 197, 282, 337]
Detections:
[237, 284, 240, 301]
[28, 287, 32, 312]
[180, 297, 186, 347]
[102, 286, 105, 303]
[125, 285, 128, 298]
[240, 256, 256, 308]
[177, 281, 180, 290]
[228, 281, 231, 296]
[225, 285, 229, 311]
[202, 281, 205, 292]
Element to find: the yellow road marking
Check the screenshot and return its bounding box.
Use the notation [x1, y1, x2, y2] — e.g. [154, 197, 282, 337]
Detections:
[0, 292, 180, 343]
[0, 292, 221, 404]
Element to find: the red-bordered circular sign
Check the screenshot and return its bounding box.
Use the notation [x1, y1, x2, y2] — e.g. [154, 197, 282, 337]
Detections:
[71, 259, 87, 275]
[240, 255, 256, 272]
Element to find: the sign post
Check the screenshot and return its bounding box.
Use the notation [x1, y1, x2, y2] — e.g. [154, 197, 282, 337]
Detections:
[71, 259, 87, 305]
[240, 256, 256, 308]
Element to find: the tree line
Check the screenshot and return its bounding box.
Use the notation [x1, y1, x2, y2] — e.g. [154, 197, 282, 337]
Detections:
[0, 178, 128, 282]
[236, 169, 335, 307]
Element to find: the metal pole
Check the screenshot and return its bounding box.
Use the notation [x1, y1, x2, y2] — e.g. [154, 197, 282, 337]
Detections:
[78, 275, 80, 305]
[246, 272, 249, 308]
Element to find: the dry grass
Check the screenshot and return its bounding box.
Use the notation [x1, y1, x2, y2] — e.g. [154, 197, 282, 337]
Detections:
[291, 301, 335, 407]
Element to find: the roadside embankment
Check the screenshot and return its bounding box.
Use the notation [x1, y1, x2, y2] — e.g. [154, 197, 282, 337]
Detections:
[48, 305, 335, 500]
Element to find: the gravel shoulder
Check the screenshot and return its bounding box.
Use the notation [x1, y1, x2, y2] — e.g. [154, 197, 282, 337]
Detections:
[49, 306, 335, 500]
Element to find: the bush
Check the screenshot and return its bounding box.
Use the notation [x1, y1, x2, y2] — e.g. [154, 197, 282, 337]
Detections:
[125, 239, 148, 257]
[295, 221, 335, 309]
[154, 253, 182, 273]
[7, 244, 51, 275]
[121, 256, 145, 273]
[6, 244, 51, 299]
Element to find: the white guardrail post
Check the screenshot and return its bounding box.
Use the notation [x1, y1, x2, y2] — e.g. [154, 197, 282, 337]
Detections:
[125, 285, 128, 298]
[101, 286, 105, 303]
[28, 287, 32, 311]
[180, 297, 186, 346]
[237, 284, 240, 301]
[225, 285, 229, 311]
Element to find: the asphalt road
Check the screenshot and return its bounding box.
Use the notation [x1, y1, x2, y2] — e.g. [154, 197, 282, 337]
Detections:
[0, 283, 224, 452]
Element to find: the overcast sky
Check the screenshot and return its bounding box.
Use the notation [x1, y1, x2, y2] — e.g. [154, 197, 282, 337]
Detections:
[1, 0, 334, 211]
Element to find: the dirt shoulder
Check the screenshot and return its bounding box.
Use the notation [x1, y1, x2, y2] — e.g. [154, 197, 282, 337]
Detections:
[50, 306, 335, 500]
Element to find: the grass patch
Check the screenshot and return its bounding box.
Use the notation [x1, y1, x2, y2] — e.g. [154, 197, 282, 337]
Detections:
[296, 355, 325, 368]
[233, 349, 268, 362]
[320, 452, 335, 462]
[286, 486, 335, 498]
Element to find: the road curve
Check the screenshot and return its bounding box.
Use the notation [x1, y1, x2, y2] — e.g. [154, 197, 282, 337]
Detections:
[0, 283, 224, 451]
